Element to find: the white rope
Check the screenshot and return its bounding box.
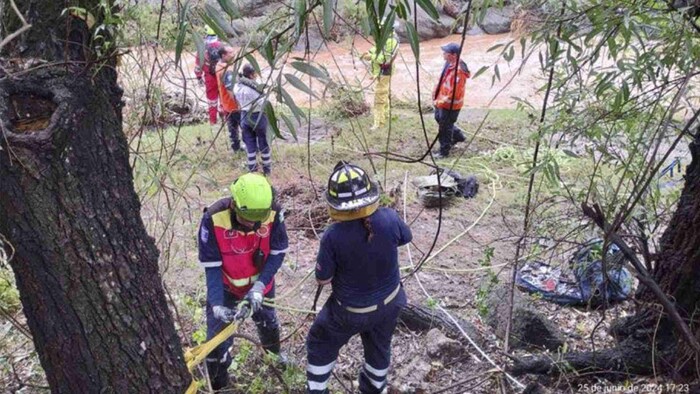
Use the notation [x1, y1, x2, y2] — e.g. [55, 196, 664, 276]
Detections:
[402, 171, 526, 391]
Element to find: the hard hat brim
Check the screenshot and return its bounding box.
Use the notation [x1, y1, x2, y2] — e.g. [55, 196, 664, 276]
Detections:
[324, 180, 380, 211]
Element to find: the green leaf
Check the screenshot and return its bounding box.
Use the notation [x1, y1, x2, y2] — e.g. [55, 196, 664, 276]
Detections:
[472, 65, 489, 79]
[217, 0, 240, 18]
[415, 0, 439, 20]
[290, 60, 329, 80]
[280, 113, 298, 141]
[294, 0, 308, 38]
[174, 2, 190, 67]
[192, 31, 205, 70]
[323, 0, 335, 36]
[405, 21, 420, 60]
[245, 53, 261, 75]
[202, 4, 235, 37]
[504, 45, 515, 62]
[263, 102, 286, 140]
[262, 40, 275, 65]
[279, 87, 306, 122]
[487, 43, 504, 53]
[284, 73, 319, 98]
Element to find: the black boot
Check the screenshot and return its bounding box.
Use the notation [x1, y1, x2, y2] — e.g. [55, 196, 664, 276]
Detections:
[257, 324, 281, 355]
[257, 325, 290, 366]
[207, 360, 230, 391]
[452, 126, 466, 143]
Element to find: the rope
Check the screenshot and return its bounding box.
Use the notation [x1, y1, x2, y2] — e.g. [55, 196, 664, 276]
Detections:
[401, 171, 526, 390]
[184, 320, 242, 394]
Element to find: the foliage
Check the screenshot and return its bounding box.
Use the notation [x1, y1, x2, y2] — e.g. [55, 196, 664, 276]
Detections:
[475, 246, 498, 318]
[0, 268, 19, 313]
[121, 3, 188, 49]
[320, 84, 370, 120]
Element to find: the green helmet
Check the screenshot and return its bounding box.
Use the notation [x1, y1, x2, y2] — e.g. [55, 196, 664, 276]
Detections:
[230, 173, 273, 222]
[205, 25, 216, 36]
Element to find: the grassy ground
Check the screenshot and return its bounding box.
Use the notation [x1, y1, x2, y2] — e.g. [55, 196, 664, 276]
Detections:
[1, 101, 675, 392]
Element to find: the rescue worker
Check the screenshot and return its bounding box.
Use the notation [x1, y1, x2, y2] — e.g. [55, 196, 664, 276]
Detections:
[216, 46, 243, 152]
[233, 64, 272, 175]
[306, 161, 412, 394]
[361, 20, 399, 130]
[432, 42, 470, 158]
[198, 173, 289, 390]
[194, 25, 222, 133]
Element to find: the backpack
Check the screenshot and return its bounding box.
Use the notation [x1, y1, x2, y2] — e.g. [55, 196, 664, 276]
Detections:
[205, 43, 221, 75]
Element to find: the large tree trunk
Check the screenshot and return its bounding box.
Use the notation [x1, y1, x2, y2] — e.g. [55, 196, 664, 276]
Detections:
[512, 130, 700, 378]
[0, 0, 190, 392]
[619, 128, 700, 374]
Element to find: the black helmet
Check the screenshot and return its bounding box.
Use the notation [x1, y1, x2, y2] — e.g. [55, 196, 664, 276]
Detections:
[325, 161, 380, 211]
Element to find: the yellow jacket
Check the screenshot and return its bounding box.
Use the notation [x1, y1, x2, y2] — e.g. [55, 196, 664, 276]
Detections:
[362, 34, 399, 77]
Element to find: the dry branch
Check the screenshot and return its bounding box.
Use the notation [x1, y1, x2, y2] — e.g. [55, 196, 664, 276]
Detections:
[581, 202, 700, 353]
[0, 0, 31, 51]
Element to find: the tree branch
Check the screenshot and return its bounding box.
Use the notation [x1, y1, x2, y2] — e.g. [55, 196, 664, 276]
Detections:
[0, 0, 32, 51]
[581, 202, 700, 353]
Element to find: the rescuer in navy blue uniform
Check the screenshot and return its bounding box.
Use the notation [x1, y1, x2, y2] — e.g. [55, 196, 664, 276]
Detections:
[305, 161, 412, 394]
[198, 173, 289, 390]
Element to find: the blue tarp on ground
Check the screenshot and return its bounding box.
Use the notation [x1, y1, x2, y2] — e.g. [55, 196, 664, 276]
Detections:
[515, 240, 634, 308]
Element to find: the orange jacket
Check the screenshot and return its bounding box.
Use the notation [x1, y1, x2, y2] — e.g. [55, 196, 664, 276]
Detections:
[433, 60, 470, 110]
[216, 63, 239, 113]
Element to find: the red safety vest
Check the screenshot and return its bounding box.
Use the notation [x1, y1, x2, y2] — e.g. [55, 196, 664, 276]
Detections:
[210, 208, 275, 298]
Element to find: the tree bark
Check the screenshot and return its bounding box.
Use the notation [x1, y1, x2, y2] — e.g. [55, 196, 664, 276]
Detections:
[399, 303, 485, 348]
[514, 131, 700, 378]
[0, 1, 190, 392]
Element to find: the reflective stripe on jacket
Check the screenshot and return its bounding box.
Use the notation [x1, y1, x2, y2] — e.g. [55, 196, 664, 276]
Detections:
[211, 208, 275, 298]
[215, 63, 239, 113]
[433, 60, 470, 110]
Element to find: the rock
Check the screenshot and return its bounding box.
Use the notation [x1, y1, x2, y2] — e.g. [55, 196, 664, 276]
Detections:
[395, 3, 456, 41]
[426, 328, 462, 359]
[478, 6, 516, 34]
[395, 358, 431, 392]
[466, 25, 485, 36]
[523, 382, 553, 394]
[483, 282, 565, 351]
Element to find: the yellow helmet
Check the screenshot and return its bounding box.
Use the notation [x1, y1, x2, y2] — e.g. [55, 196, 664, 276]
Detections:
[205, 25, 216, 36]
[230, 173, 273, 222]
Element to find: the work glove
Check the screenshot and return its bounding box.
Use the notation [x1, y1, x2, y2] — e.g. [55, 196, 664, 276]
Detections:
[212, 305, 237, 323]
[245, 281, 265, 314]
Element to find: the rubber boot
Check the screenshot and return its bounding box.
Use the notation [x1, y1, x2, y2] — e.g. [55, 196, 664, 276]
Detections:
[452, 126, 466, 143]
[207, 360, 230, 391]
[257, 325, 289, 366]
[358, 369, 386, 394]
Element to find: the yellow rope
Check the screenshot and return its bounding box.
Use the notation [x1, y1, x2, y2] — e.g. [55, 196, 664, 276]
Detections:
[184, 320, 241, 394]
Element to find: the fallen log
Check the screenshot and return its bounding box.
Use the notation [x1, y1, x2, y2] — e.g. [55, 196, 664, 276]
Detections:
[398, 303, 485, 348]
[509, 338, 655, 376]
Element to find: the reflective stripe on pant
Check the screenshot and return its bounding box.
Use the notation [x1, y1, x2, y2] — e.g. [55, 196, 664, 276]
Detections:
[241, 111, 271, 174]
[206, 284, 279, 389]
[306, 287, 406, 394]
[372, 75, 391, 128]
[434, 108, 461, 156]
[225, 111, 241, 150]
[204, 72, 219, 125]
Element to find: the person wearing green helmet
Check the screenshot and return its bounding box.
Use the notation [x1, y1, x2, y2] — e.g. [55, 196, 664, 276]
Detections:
[198, 173, 289, 390]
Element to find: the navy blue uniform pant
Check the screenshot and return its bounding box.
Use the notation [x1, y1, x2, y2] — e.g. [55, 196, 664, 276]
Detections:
[225, 111, 241, 151]
[241, 111, 271, 174]
[205, 284, 279, 388]
[434, 108, 464, 156]
[306, 288, 406, 394]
